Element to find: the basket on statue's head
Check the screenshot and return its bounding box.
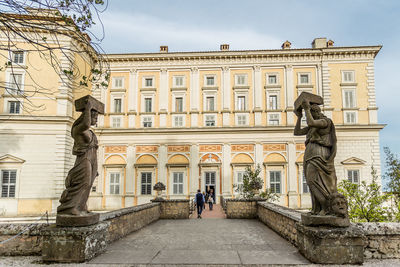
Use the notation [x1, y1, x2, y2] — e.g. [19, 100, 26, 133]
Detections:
[294, 92, 323, 113]
[75, 95, 105, 114]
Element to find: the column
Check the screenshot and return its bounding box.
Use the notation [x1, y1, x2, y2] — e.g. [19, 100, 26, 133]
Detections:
[159, 69, 168, 127]
[158, 144, 168, 188]
[190, 144, 199, 196]
[287, 142, 298, 208]
[128, 69, 137, 127]
[285, 65, 294, 125]
[190, 67, 199, 126]
[222, 66, 231, 126]
[253, 65, 262, 126]
[222, 143, 231, 196]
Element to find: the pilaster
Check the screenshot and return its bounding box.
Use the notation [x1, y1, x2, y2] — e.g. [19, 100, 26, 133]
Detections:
[125, 145, 135, 194]
[366, 62, 378, 124]
[254, 65, 263, 126]
[159, 69, 168, 127]
[190, 144, 199, 196]
[222, 143, 231, 196]
[285, 65, 294, 125]
[287, 142, 298, 209]
[190, 67, 199, 112]
[222, 66, 231, 126]
[158, 144, 167, 186]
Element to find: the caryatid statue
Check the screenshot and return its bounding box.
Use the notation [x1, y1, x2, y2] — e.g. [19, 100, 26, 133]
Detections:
[294, 92, 349, 226]
[57, 95, 104, 226]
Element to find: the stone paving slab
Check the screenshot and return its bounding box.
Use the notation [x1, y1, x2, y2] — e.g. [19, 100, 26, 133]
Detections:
[90, 218, 309, 265]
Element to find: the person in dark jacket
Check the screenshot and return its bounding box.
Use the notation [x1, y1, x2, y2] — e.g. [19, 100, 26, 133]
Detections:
[194, 189, 205, 218]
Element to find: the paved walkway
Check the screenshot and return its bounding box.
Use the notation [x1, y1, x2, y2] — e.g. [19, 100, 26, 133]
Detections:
[190, 204, 226, 219]
[90, 218, 309, 265]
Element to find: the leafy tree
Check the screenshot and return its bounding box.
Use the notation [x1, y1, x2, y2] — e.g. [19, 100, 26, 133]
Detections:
[0, 0, 109, 112]
[383, 147, 400, 204]
[234, 164, 278, 201]
[338, 167, 390, 222]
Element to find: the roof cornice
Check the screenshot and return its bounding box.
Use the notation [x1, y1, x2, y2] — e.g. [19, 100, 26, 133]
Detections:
[104, 46, 382, 62]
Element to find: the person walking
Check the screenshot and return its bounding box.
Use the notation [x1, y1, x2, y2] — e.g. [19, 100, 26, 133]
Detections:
[194, 189, 205, 218]
[202, 191, 207, 210]
[208, 191, 214, 211]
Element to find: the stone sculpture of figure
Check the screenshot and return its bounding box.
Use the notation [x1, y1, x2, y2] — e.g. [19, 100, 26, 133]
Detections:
[327, 193, 348, 218]
[294, 98, 338, 216]
[57, 96, 103, 217]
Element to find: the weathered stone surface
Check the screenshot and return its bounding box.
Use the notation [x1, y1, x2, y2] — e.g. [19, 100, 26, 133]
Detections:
[151, 199, 189, 219]
[301, 212, 350, 227]
[294, 91, 323, 113]
[104, 203, 160, 243]
[225, 199, 262, 219]
[296, 223, 364, 264]
[41, 222, 108, 263]
[257, 202, 301, 246]
[0, 223, 48, 256]
[56, 212, 99, 227]
[356, 222, 400, 259]
[75, 95, 104, 114]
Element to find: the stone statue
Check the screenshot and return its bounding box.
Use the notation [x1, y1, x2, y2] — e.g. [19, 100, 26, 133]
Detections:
[56, 95, 104, 226]
[294, 92, 349, 227]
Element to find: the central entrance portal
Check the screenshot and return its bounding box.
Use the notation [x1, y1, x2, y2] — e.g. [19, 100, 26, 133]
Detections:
[205, 171, 216, 203]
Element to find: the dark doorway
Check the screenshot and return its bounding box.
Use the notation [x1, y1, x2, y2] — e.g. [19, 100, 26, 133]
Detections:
[205, 171, 216, 203]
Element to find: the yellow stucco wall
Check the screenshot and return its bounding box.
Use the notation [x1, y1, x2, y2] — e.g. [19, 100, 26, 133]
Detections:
[17, 199, 52, 215]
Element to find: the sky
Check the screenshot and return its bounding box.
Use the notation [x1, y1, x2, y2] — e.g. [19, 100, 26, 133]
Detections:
[92, 0, 400, 181]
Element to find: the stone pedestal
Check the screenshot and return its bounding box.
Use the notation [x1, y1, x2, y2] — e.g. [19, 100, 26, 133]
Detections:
[301, 213, 350, 227]
[41, 222, 109, 263]
[56, 212, 100, 227]
[296, 223, 364, 264]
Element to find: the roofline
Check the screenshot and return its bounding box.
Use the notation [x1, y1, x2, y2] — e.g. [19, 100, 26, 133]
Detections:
[103, 45, 382, 59]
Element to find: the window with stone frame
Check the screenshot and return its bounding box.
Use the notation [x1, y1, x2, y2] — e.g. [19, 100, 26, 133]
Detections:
[141, 172, 152, 195]
[270, 170, 281, 194]
[173, 172, 184, 194]
[1, 170, 17, 198]
[109, 172, 120, 194]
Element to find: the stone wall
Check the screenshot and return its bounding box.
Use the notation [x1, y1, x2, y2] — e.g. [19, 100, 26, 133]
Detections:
[0, 203, 161, 256]
[152, 199, 190, 219]
[101, 203, 160, 243]
[257, 202, 301, 246]
[225, 199, 259, 219]
[356, 222, 400, 259]
[0, 223, 48, 256]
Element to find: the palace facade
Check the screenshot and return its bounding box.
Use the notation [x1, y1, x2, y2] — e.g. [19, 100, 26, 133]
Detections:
[0, 18, 383, 215]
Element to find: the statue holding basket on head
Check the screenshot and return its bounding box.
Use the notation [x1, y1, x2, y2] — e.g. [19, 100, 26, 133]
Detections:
[294, 92, 349, 226]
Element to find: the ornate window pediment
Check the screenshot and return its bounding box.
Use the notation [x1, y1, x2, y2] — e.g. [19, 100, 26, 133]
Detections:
[0, 154, 25, 164]
[341, 157, 366, 165]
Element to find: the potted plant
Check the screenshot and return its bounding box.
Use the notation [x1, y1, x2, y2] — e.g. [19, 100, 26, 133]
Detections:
[153, 182, 166, 200]
[234, 164, 264, 199]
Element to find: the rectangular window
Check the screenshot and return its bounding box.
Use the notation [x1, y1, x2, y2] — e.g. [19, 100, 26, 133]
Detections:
[302, 172, 309, 193]
[8, 101, 21, 114]
[268, 95, 278, 110]
[12, 51, 24, 64]
[143, 117, 152, 127]
[237, 171, 245, 192]
[109, 172, 120, 195]
[145, 78, 153, 87]
[112, 117, 121, 128]
[237, 96, 246, 111]
[141, 172, 152, 195]
[237, 114, 247, 125]
[205, 115, 215, 126]
[175, 97, 183, 112]
[174, 76, 184, 87]
[206, 96, 215, 111]
[344, 90, 356, 108]
[236, 74, 247, 86]
[268, 75, 277, 85]
[113, 98, 122, 113]
[345, 111, 356, 124]
[9, 73, 23, 93]
[206, 76, 215, 86]
[343, 71, 354, 83]
[205, 172, 216, 185]
[113, 77, 123, 88]
[299, 74, 310, 84]
[347, 170, 360, 184]
[174, 116, 184, 127]
[144, 98, 152, 112]
[173, 172, 184, 194]
[268, 114, 279, 125]
[1, 170, 16, 198]
[270, 171, 281, 194]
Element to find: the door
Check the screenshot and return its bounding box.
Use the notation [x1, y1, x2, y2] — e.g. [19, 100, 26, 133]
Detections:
[205, 171, 216, 203]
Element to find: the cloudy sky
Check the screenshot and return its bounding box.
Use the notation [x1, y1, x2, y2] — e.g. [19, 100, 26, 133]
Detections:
[93, 0, 400, 177]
